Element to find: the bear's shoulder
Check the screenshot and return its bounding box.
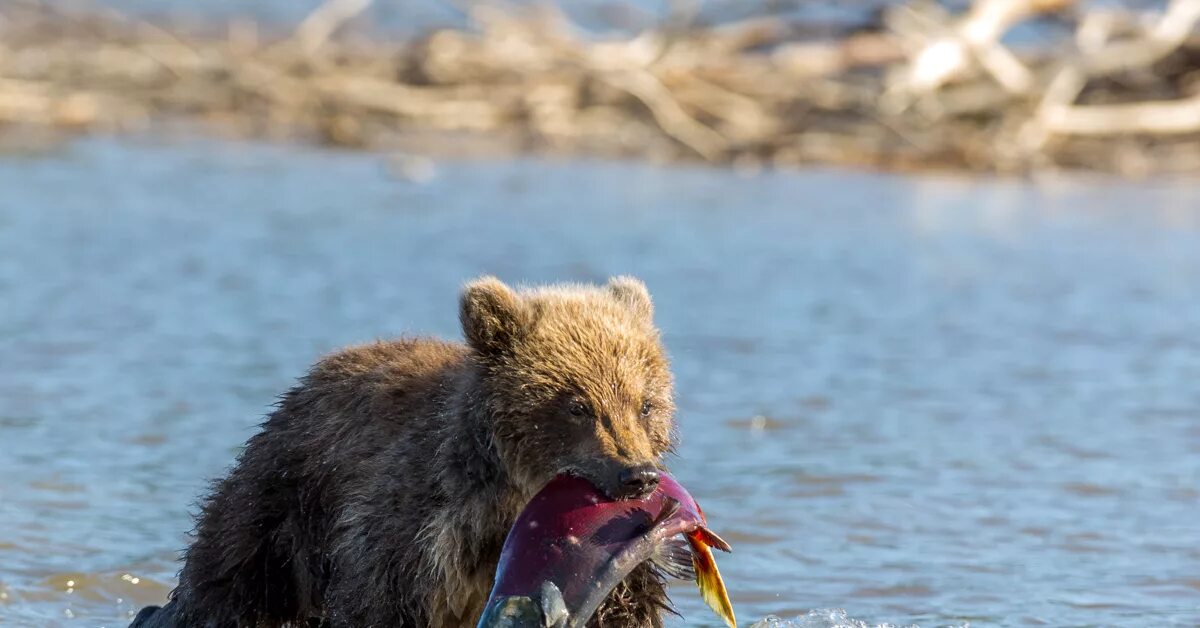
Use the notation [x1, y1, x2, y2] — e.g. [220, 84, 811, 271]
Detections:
[300, 337, 468, 400]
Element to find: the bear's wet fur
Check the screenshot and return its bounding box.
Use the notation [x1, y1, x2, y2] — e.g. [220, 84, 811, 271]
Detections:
[135, 276, 678, 627]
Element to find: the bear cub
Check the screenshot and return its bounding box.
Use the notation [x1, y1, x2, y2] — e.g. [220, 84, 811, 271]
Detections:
[136, 276, 678, 627]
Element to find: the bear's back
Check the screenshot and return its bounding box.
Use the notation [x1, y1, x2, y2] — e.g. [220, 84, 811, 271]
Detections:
[304, 338, 469, 417]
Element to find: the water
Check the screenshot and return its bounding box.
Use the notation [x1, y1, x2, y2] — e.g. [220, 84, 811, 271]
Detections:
[2, 136, 1200, 627]
[72, 0, 891, 36]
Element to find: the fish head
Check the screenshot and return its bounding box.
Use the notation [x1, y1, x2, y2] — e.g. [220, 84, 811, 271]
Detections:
[478, 472, 735, 628]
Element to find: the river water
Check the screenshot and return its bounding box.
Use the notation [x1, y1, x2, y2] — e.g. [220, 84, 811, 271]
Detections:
[1, 136, 1199, 627]
[92, 0, 882, 35]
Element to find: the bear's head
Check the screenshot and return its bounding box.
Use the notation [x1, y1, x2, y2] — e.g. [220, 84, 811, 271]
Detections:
[460, 276, 675, 501]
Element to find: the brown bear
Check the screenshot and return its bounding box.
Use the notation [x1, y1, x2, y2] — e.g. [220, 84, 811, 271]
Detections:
[136, 276, 679, 627]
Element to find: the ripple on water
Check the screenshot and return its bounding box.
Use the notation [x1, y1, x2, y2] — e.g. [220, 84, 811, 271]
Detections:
[750, 608, 968, 628]
[0, 570, 172, 624]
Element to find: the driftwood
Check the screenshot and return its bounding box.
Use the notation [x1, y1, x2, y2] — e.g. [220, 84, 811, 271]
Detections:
[1, 0, 1199, 175]
[1030, 0, 1200, 141]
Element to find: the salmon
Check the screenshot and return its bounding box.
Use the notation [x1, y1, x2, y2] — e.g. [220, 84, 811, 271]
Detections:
[478, 472, 735, 628]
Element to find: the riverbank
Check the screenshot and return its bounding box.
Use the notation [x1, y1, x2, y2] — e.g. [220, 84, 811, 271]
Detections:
[3, 0, 1200, 175]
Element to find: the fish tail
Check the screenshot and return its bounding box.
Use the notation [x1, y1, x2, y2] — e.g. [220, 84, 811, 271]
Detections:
[687, 529, 737, 628]
[695, 526, 733, 553]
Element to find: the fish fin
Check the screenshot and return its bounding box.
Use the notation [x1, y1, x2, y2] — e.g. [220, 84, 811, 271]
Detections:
[695, 526, 732, 553]
[650, 537, 696, 581]
[687, 530, 737, 628]
[651, 497, 682, 528]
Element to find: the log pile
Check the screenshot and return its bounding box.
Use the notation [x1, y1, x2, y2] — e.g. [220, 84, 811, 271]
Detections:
[2, 0, 1199, 175]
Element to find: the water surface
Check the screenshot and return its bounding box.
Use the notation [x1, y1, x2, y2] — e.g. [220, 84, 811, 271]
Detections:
[1, 137, 1199, 626]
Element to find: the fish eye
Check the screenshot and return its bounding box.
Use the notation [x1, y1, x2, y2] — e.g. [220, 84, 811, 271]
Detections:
[567, 399, 589, 417]
[640, 400, 653, 417]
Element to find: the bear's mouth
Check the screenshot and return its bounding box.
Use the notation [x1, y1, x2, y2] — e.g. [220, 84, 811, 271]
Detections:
[478, 472, 735, 628]
[553, 463, 664, 502]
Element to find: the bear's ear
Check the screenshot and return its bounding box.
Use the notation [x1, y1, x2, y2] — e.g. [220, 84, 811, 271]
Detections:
[607, 276, 653, 321]
[461, 276, 527, 354]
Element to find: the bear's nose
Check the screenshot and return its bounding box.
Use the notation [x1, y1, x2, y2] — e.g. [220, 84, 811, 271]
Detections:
[616, 466, 660, 499]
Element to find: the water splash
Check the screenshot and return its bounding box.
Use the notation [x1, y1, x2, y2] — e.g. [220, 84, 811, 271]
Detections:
[750, 608, 969, 628]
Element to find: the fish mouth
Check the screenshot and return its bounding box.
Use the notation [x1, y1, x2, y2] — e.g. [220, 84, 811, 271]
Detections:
[477, 473, 735, 628]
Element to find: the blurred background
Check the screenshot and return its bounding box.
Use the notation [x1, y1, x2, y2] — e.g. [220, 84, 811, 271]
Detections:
[2, 1, 1199, 627]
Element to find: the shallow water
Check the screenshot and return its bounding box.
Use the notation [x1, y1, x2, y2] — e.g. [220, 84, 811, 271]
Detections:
[1, 137, 1199, 627]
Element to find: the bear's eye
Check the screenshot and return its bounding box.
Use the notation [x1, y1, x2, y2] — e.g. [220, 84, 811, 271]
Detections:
[567, 399, 590, 418]
[640, 400, 653, 417]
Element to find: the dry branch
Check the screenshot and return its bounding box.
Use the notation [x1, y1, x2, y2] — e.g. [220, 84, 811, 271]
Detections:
[1, 0, 1199, 175]
[1041, 95, 1200, 136]
[294, 0, 375, 54]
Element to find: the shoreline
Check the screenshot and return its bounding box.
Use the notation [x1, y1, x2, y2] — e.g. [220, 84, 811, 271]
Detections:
[2, 0, 1200, 177]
